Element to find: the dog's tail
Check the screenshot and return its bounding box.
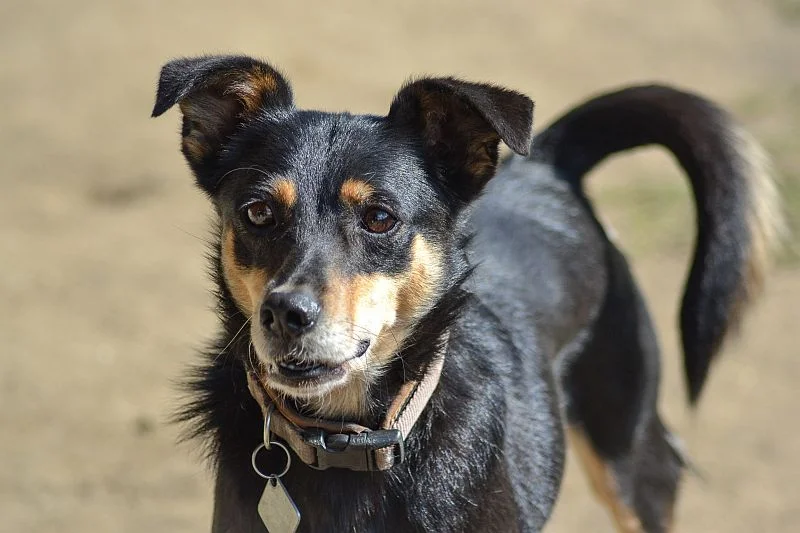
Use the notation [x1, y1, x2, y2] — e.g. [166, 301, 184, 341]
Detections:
[530, 85, 784, 404]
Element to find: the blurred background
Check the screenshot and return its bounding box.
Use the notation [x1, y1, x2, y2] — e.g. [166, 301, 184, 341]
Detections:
[1, 0, 798, 531]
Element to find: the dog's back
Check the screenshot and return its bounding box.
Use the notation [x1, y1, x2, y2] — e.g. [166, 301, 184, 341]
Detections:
[471, 85, 783, 532]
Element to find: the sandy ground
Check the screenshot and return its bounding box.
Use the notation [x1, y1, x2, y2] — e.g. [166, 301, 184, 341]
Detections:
[1, 1, 798, 531]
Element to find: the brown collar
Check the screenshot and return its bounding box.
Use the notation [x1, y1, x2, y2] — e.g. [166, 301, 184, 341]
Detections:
[246, 333, 449, 472]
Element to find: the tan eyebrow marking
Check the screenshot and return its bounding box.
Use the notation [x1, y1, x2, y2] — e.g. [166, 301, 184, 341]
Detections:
[340, 178, 374, 205]
[272, 178, 297, 208]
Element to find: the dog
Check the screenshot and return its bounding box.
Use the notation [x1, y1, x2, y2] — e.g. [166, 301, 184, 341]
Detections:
[152, 55, 782, 532]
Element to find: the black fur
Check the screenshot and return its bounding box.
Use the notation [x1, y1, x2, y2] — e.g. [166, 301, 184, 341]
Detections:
[531, 86, 760, 403]
[154, 56, 771, 532]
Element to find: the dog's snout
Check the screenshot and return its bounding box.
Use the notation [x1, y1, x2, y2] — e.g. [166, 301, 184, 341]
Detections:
[261, 290, 320, 338]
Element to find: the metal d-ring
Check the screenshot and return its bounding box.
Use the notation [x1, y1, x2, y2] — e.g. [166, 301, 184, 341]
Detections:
[251, 403, 290, 479]
[251, 440, 292, 480]
[263, 403, 275, 450]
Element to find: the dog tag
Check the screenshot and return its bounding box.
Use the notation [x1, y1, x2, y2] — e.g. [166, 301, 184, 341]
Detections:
[258, 477, 301, 533]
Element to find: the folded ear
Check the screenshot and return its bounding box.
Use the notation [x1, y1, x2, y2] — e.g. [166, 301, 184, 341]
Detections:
[388, 77, 533, 200]
[152, 55, 293, 190]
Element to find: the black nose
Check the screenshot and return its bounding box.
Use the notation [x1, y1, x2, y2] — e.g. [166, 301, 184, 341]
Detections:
[261, 291, 320, 338]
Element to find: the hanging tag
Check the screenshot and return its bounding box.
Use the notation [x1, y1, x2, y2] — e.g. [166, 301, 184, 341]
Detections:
[258, 477, 301, 533]
[251, 421, 300, 533]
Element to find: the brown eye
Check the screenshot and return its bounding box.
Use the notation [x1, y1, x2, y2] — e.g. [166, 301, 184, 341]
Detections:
[361, 207, 397, 234]
[244, 201, 274, 227]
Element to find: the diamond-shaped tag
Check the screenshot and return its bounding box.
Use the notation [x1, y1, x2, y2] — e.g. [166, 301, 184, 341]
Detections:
[258, 478, 301, 533]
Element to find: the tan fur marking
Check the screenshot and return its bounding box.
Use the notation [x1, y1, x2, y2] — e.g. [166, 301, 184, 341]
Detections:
[466, 131, 501, 179]
[178, 99, 213, 162]
[221, 227, 268, 315]
[415, 89, 500, 182]
[272, 179, 297, 208]
[313, 236, 443, 419]
[314, 273, 400, 419]
[568, 428, 645, 533]
[322, 272, 402, 364]
[231, 67, 278, 112]
[177, 68, 278, 162]
[322, 235, 442, 354]
[179, 95, 239, 162]
[181, 134, 208, 161]
[350, 274, 401, 354]
[396, 236, 443, 320]
[340, 178, 375, 205]
[320, 273, 347, 321]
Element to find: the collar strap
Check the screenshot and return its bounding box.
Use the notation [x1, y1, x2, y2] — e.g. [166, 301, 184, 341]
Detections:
[246, 333, 449, 472]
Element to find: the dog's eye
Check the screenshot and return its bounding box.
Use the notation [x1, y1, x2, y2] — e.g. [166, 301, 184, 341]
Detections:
[244, 201, 275, 227]
[361, 207, 398, 234]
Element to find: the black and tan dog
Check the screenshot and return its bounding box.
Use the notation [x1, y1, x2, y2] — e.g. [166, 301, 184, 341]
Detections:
[152, 55, 781, 532]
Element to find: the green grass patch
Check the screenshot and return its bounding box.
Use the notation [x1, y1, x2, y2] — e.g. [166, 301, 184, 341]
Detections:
[589, 174, 694, 258]
[777, 177, 800, 265]
[772, 0, 800, 22]
[736, 85, 800, 265]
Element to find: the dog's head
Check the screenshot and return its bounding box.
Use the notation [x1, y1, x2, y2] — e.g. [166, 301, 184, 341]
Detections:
[153, 55, 533, 419]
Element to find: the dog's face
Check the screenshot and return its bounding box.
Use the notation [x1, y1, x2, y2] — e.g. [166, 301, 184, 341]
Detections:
[213, 117, 451, 413]
[153, 56, 533, 418]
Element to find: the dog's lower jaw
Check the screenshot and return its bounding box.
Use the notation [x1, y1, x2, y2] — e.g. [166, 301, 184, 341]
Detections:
[299, 325, 410, 420]
[256, 350, 391, 422]
[303, 370, 375, 420]
[254, 322, 411, 422]
[263, 366, 374, 421]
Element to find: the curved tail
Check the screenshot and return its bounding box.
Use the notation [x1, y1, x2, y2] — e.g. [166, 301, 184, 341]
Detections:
[531, 85, 784, 403]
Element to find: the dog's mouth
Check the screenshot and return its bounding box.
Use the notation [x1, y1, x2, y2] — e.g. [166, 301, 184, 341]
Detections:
[269, 339, 371, 385]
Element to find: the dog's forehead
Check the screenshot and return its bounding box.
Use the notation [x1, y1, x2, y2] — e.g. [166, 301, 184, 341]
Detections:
[230, 110, 429, 205]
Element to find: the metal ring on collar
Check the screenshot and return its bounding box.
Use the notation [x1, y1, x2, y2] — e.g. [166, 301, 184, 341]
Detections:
[263, 403, 275, 450]
[251, 441, 292, 479]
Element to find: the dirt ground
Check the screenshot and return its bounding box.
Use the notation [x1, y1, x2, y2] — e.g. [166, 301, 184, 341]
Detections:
[1, 1, 798, 531]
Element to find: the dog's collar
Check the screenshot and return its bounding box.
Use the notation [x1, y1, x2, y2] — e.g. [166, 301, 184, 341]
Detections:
[246, 332, 449, 472]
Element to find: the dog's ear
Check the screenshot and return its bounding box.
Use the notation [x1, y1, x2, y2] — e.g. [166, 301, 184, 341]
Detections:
[388, 77, 533, 200]
[152, 55, 293, 191]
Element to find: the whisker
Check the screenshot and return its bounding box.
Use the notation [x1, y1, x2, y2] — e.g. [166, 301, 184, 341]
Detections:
[172, 224, 214, 246]
[247, 341, 261, 372]
[214, 165, 272, 188]
[214, 315, 252, 362]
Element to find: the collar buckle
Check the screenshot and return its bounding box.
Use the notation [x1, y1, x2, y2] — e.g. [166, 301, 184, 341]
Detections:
[302, 428, 405, 471]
